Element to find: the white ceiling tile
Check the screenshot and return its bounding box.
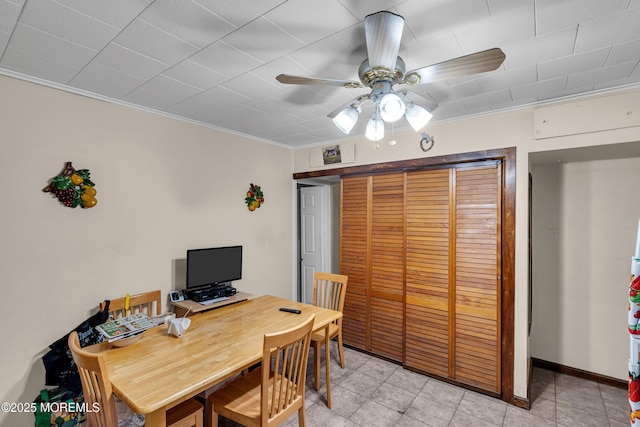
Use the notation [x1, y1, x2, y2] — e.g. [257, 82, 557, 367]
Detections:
[197, 85, 251, 109]
[19, 0, 118, 50]
[400, 32, 465, 72]
[113, 18, 198, 65]
[242, 97, 284, 119]
[265, 0, 358, 45]
[222, 17, 303, 63]
[595, 74, 640, 91]
[122, 86, 177, 110]
[454, 2, 534, 54]
[398, 0, 490, 42]
[164, 96, 225, 120]
[407, 80, 451, 103]
[337, 0, 405, 20]
[461, 88, 512, 110]
[53, 0, 151, 29]
[251, 55, 315, 85]
[535, 0, 630, 35]
[199, 104, 251, 128]
[510, 77, 567, 101]
[163, 59, 227, 90]
[138, 0, 236, 48]
[1, 46, 81, 83]
[94, 43, 167, 80]
[575, 7, 640, 52]
[430, 98, 467, 118]
[538, 47, 610, 81]
[428, 80, 483, 103]
[0, 0, 21, 37]
[491, 96, 538, 113]
[277, 89, 320, 111]
[287, 36, 360, 81]
[545, 84, 597, 101]
[269, 87, 334, 115]
[477, 65, 537, 92]
[135, 74, 201, 103]
[189, 40, 262, 78]
[607, 38, 640, 66]
[501, 27, 576, 70]
[330, 22, 368, 58]
[566, 60, 638, 90]
[8, 23, 96, 75]
[69, 61, 146, 98]
[487, 0, 533, 15]
[0, 33, 9, 54]
[192, 0, 283, 27]
[221, 72, 281, 100]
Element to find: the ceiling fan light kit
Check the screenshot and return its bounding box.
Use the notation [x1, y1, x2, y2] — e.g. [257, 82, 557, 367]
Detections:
[379, 92, 406, 122]
[405, 103, 433, 132]
[365, 113, 385, 141]
[332, 105, 361, 134]
[276, 10, 505, 142]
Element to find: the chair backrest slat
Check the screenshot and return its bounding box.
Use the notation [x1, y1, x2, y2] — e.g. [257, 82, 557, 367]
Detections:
[68, 331, 119, 427]
[260, 314, 314, 424]
[313, 272, 348, 324]
[100, 290, 162, 319]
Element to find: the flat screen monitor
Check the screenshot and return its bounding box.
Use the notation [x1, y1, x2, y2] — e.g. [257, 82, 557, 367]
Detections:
[186, 245, 242, 290]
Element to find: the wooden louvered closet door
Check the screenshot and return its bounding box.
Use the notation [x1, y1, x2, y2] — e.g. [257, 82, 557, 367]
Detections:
[340, 176, 369, 349]
[405, 168, 452, 378]
[454, 164, 501, 391]
[369, 174, 404, 361]
[405, 163, 501, 393]
[340, 162, 502, 393]
[340, 174, 405, 362]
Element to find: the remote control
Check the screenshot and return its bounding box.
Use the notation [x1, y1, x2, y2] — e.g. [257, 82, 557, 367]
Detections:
[279, 307, 301, 314]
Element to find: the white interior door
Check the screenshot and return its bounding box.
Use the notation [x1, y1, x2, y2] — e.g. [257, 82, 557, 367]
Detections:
[299, 186, 324, 304]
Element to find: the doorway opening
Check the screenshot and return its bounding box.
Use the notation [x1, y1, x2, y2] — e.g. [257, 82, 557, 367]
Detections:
[296, 178, 340, 304]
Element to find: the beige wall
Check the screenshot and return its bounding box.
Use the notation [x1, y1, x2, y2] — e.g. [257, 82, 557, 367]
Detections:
[0, 75, 294, 426]
[531, 158, 640, 379]
[293, 88, 640, 400]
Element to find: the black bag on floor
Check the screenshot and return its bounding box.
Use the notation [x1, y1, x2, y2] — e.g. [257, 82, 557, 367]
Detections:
[42, 301, 110, 393]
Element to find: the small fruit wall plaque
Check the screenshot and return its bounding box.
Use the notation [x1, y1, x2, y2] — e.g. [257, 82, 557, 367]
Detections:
[245, 183, 264, 211]
[43, 161, 98, 208]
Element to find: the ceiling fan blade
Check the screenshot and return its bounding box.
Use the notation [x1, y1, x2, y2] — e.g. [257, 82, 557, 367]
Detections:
[404, 48, 506, 84]
[364, 11, 405, 70]
[276, 74, 362, 88]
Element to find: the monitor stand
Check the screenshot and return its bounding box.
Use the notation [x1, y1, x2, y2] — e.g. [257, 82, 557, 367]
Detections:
[187, 282, 234, 302]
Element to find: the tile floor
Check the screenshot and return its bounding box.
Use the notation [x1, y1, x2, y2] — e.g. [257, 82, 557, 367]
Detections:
[218, 343, 630, 426]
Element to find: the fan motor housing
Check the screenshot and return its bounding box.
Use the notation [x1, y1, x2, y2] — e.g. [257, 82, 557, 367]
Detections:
[359, 56, 405, 86]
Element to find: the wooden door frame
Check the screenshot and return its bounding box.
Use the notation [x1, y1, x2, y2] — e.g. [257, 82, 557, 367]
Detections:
[293, 147, 516, 405]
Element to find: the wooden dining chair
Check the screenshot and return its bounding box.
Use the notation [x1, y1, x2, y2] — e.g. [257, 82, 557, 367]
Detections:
[207, 314, 315, 427]
[100, 290, 162, 319]
[68, 331, 203, 427]
[311, 272, 348, 390]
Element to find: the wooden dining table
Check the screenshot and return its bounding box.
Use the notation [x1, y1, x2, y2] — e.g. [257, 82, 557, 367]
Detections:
[85, 294, 342, 427]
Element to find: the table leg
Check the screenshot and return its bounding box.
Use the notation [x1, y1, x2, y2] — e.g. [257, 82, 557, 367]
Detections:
[324, 324, 332, 409]
[144, 408, 166, 427]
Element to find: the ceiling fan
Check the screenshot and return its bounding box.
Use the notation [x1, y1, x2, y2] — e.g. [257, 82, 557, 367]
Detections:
[276, 11, 506, 141]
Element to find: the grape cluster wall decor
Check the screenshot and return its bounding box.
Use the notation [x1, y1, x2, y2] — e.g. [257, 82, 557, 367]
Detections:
[245, 183, 264, 211]
[43, 161, 98, 208]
